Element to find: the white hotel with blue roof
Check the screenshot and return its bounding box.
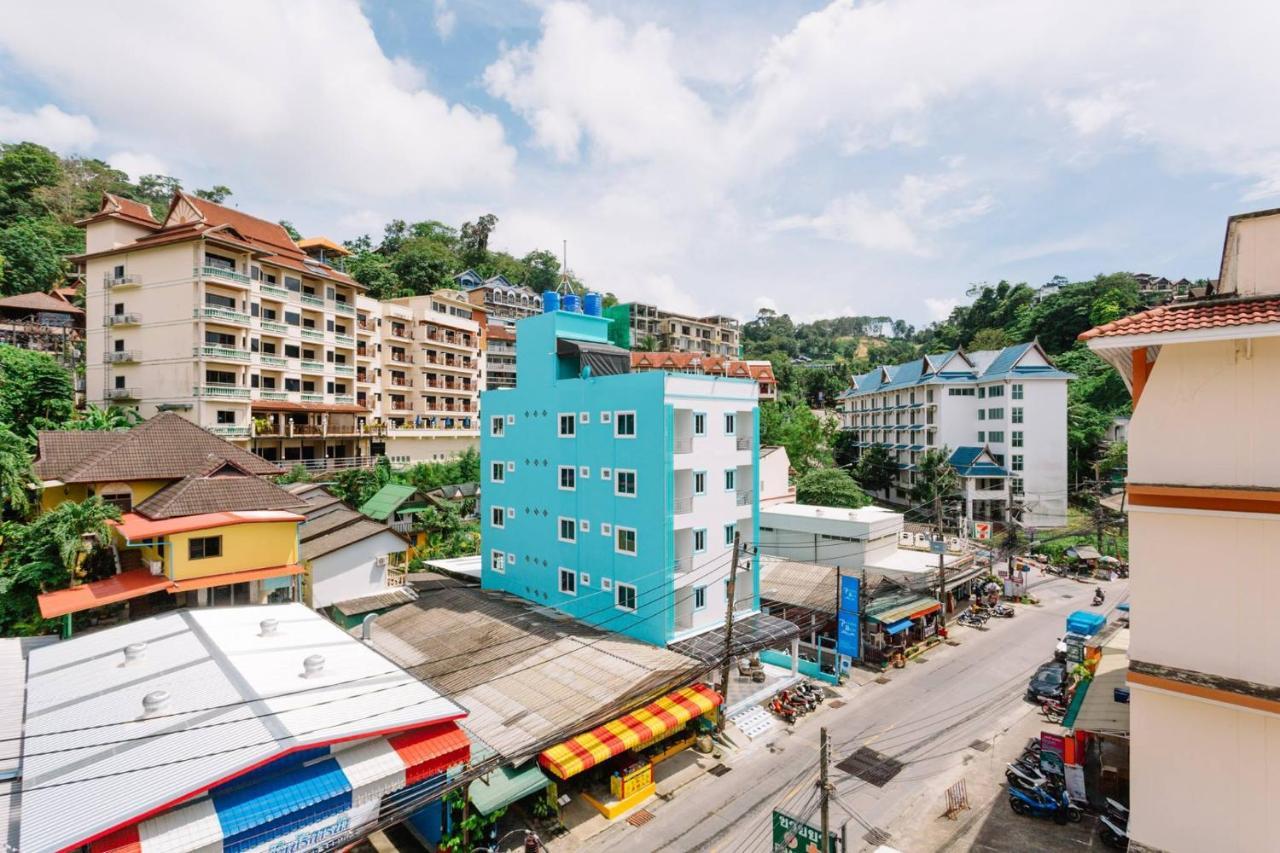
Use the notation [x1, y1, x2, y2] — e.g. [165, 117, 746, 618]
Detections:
[838, 342, 1071, 529]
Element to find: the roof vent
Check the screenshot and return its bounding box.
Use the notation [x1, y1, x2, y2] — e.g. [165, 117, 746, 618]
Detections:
[259, 618, 279, 637]
[122, 642, 147, 665]
[302, 654, 326, 679]
[142, 690, 171, 717]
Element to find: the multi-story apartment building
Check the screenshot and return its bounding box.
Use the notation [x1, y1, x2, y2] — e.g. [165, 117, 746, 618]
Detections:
[456, 270, 543, 323]
[630, 351, 778, 400]
[484, 323, 517, 389]
[604, 302, 741, 357]
[838, 343, 1070, 528]
[480, 303, 761, 646]
[72, 193, 483, 468]
[1082, 208, 1280, 852]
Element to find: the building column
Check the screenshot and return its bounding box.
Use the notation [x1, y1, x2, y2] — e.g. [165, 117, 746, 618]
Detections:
[790, 636, 800, 676]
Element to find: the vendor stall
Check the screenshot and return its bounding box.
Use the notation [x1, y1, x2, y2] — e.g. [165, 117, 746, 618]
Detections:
[864, 591, 942, 666]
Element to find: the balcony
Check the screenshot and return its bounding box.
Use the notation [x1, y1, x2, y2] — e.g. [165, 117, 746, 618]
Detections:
[195, 307, 249, 325]
[301, 393, 325, 403]
[387, 327, 413, 341]
[259, 283, 290, 300]
[104, 387, 137, 400]
[196, 345, 250, 362]
[673, 496, 693, 514]
[334, 394, 355, 405]
[194, 384, 250, 399]
[736, 489, 754, 506]
[333, 302, 355, 316]
[736, 436, 751, 451]
[258, 390, 289, 401]
[357, 320, 376, 333]
[205, 424, 250, 438]
[300, 360, 326, 373]
[334, 334, 354, 346]
[260, 320, 289, 334]
[106, 313, 141, 326]
[106, 350, 139, 363]
[674, 557, 693, 574]
[301, 328, 325, 342]
[301, 294, 325, 308]
[196, 265, 251, 286]
[292, 423, 324, 436]
[260, 355, 288, 368]
[388, 354, 414, 366]
[104, 273, 141, 288]
[673, 436, 693, 454]
[334, 365, 354, 376]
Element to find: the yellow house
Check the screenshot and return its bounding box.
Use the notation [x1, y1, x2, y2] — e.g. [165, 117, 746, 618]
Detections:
[34, 413, 309, 624]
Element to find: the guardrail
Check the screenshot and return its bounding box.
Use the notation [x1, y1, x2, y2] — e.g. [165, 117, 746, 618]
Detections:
[736, 436, 751, 451]
[673, 437, 693, 454]
[673, 496, 693, 514]
[736, 489, 754, 506]
[194, 307, 249, 325]
[106, 313, 141, 326]
[105, 274, 141, 288]
[196, 345, 250, 361]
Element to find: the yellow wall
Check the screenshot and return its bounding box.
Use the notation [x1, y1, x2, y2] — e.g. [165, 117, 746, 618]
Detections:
[39, 479, 173, 513]
[168, 521, 298, 580]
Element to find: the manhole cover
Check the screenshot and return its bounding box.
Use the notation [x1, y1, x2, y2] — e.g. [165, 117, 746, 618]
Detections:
[875, 676, 891, 685]
[863, 827, 892, 846]
[969, 739, 992, 752]
[627, 809, 655, 827]
[707, 764, 732, 777]
[828, 699, 847, 709]
[836, 746, 904, 787]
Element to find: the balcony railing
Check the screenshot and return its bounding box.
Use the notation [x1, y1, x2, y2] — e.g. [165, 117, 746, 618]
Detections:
[195, 307, 249, 325]
[106, 313, 142, 326]
[301, 294, 325, 308]
[196, 345, 250, 361]
[196, 265, 251, 285]
[260, 355, 288, 367]
[334, 365, 354, 376]
[333, 302, 355, 316]
[736, 489, 754, 506]
[194, 384, 250, 399]
[104, 273, 141, 288]
[673, 496, 693, 514]
[259, 283, 290, 299]
[736, 436, 751, 451]
[675, 557, 693, 573]
[260, 320, 289, 334]
[104, 387, 137, 400]
[390, 518, 416, 534]
[301, 329, 325, 341]
[334, 394, 355, 405]
[258, 390, 289, 401]
[673, 436, 693, 454]
[301, 393, 325, 403]
[334, 334, 354, 346]
[205, 425, 250, 437]
[388, 354, 414, 365]
[300, 360, 326, 373]
[106, 350, 139, 363]
[292, 424, 324, 436]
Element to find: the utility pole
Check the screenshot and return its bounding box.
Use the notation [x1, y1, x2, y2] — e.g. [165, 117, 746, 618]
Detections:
[819, 727, 832, 853]
[934, 491, 947, 628]
[717, 532, 740, 733]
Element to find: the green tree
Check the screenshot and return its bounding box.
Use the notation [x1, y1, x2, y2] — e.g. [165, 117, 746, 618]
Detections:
[412, 501, 478, 559]
[34, 156, 132, 225]
[278, 219, 302, 241]
[135, 174, 182, 219]
[0, 345, 74, 436]
[458, 213, 498, 268]
[795, 467, 870, 508]
[854, 443, 898, 495]
[969, 326, 1011, 350]
[1097, 440, 1128, 480]
[910, 447, 961, 527]
[0, 142, 62, 220]
[520, 249, 562, 293]
[391, 237, 458, 294]
[195, 185, 233, 203]
[760, 400, 834, 475]
[62, 404, 141, 432]
[0, 424, 37, 521]
[346, 251, 403, 300]
[0, 221, 64, 294]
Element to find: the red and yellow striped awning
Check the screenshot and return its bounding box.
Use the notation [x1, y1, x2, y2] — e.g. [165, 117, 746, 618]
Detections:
[538, 683, 722, 780]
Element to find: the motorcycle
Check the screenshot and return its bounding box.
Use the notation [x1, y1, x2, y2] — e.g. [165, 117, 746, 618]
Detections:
[780, 689, 814, 714]
[1038, 696, 1067, 723]
[1008, 784, 1082, 825]
[1092, 588, 1106, 607]
[769, 696, 797, 724]
[1098, 798, 1129, 849]
[991, 603, 1015, 618]
[794, 681, 825, 705]
[1005, 762, 1053, 791]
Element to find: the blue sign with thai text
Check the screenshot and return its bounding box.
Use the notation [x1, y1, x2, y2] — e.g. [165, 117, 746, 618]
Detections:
[837, 574, 860, 660]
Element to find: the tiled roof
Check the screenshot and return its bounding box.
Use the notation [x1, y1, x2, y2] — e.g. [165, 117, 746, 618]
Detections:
[184, 193, 299, 255]
[134, 473, 307, 519]
[948, 445, 1008, 477]
[0, 291, 84, 315]
[249, 399, 369, 414]
[301, 510, 403, 561]
[629, 352, 773, 380]
[486, 324, 516, 341]
[1079, 295, 1280, 340]
[34, 412, 281, 482]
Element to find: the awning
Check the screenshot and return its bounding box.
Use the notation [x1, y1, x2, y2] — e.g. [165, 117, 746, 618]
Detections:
[469, 764, 551, 816]
[668, 612, 801, 664]
[556, 337, 631, 377]
[37, 569, 172, 619]
[251, 399, 370, 414]
[539, 684, 722, 780]
[169, 564, 303, 592]
[884, 618, 914, 636]
[867, 595, 941, 625]
[114, 510, 304, 540]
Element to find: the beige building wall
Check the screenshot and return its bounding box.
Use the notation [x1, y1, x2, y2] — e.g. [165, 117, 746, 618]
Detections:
[1219, 213, 1280, 298]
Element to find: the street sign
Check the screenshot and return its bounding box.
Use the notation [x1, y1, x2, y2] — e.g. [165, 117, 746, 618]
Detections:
[837, 575, 860, 660]
[772, 809, 840, 853]
[929, 538, 946, 554]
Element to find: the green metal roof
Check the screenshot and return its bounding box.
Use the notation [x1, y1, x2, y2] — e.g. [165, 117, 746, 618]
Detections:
[468, 763, 551, 815]
[358, 483, 419, 521]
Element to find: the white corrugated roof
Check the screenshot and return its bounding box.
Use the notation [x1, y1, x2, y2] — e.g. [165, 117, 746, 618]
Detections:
[20, 603, 464, 853]
[0, 636, 57, 852]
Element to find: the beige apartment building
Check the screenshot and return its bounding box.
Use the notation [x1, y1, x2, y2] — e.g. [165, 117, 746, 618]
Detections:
[73, 193, 483, 469]
[1082, 208, 1280, 852]
[611, 302, 742, 356]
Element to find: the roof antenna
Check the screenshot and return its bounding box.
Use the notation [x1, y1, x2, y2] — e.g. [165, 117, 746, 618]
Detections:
[558, 239, 573, 295]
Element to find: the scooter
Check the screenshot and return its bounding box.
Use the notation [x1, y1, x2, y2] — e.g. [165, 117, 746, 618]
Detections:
[1004, 762, 1053, 791]
[991, 603, 1015, 618]
[1039, 696, 1067, 722]
[1092, 588, 1106, 606]
[780, 689, 814, 714]
[769, 696, 797, 724]
[795, 682, 825, 705]
[1008, 784, 1082, 824]
[1098, 799, 1129, 849]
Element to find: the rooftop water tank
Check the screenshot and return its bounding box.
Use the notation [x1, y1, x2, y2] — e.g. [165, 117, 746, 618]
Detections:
[542, 290, 560, 313]
[562, 293, 581, 313]
[583, 292, 603, 316]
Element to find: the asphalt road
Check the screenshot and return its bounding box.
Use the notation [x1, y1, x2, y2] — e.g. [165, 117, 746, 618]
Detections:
[591, 573, 1130, 853]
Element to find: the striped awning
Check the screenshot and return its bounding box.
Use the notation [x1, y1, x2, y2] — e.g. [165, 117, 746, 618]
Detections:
[538, 684, 722, 780]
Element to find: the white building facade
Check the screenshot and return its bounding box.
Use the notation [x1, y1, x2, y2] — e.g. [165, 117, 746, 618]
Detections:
[839, 343, 1071, 529]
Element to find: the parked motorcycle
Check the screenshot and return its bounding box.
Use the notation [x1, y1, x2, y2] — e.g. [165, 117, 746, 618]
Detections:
[1038, 696, 1067, 723]
[1005, 762, 1054, 791]
[1092, 588, 1106, 606]
[1098, 798, 1129, 849]
[795, 681, 825, 705]
[780, 689, 814, 714]
[769, 696, 797, 724]
[991, 603, 1015, 618]
[1008, 784, 1082, 825]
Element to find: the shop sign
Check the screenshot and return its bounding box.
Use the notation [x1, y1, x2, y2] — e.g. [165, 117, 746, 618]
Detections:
[836, 575, 860, 660]
[1063, 763, 1087, 802]
[1039, 732, 1066, 775]
[929, 538, 946, 554]
[772, 809, 840, 853]
[248, 799, 379, 853]
[973, 521, 993, 540]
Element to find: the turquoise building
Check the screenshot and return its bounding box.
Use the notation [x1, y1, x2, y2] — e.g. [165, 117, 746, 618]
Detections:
[480, 307, 761, 646]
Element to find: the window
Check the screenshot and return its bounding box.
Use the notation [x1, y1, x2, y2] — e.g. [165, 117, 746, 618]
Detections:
[490, 415, 504, 436]
[285, 344, 301, 358]
[694, 529, 707, 553]
[988, 386, 1004, 398]
[615, 470, 636, 496]
[579, 411, 590, 424]
[507, 414, 516, 426]
[559, 568, 577, 595]
[601, 578, 612, 591]
[490, 549, 505, 573]
[491, 461, 505, 483]
[205, 292, 236, 309]
[724, 469, 736, 491]
[285, 378, 301, 392]
[978, 409, 986, 421]
[1012, 454, 1024, 472]
[693, 412, 706, 436]
[616, 583, 637, 611]
[616, 527, 637, 555]
[600, 467, 612, 480]
[285, 311, 301, 326]
[580, 573, 591, 587]
[988, 431, 1004, 443]
[206, 369, 235, 385]
[614, 411, 636, 437]
[558, 413, 576, 437]
[99, 484, 133, 512]
[600, 411, 612, 424]
[601, 523, 612, 536]
[988, 408, 1004, 419]
[114, 339, 124, 352]
[1012, 477, 1025, 495]
[1012, 407, 1024, 424]
[491, 506, 505, 528]
[559, 466, 576, 491]
[579, 466, 590, 479]
[188, 536, 222, 560]
[1012, 383, 1024, 400]
[579, 519, 590, 534]
[206, 330, 236, 346]
[947, 388, 976, 397]
[978, 386, 986, 399]
[216, 410, 236, 424]
[724, 412, 736, 435]
[694, 586, 707, 611]
[724, 523, 736, 546]
[693, 471, 706, 495]
[558, 517, 577, 543]
[1012, 430, 1024, 448]
[978, 431, 985, 443]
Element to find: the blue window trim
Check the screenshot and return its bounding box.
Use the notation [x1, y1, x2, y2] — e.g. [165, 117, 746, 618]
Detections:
[723, 523, 735, 546]
[724, 468, 736, 491]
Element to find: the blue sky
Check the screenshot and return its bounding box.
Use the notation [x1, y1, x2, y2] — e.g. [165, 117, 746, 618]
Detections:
[1, 0, 1277, 325]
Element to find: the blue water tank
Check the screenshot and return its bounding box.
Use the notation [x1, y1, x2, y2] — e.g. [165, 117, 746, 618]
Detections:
[562, 294, 581, 313]
[583, 292, 603, 316]
[542, 291, 560, 313]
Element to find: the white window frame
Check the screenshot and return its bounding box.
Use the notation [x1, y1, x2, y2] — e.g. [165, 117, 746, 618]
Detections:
[615, 582, 637, 612]
[579, 411, 590, 424]
[1012, 430, 1024, 448]
[1012, 384, 1024, 400]
[693, 471, 707, 496]
[490, 415, 504, 437]
[559, 567, 577, 596]
[580, 572, 591, 587]
[724, 523, 736, 546]
[600, 466, 612, 480]
[558, 413, 576, 437]
[614, 410, 636, 438]
[489, 549, 505, 574]
[507, 507, 515, 518]
[601, 522, 612, 536]
[1012, 407, 1024, 424]
[490, 461, 505, 483]
[724, 468, 736, 492]
[724, 412, 736, 435]
[693, 412, 707, 436]
[558, 516, 577, 543]
[694, 528, 707, 553]
[600, 411, 612, 424]
[1012, 454, 1024, 472]
[615, 526, 637, 555]
[601, 578, 612, 591]
[506, 461, 516, 473]
[579, 519, 591, 534]
[558, 465, 576, 491]
[615, 469, 637, 497]
[693, 585, 707, 611]
[491, 506, 505, 529]
[579, 466, 590, 479]
[507, 552, 516, 565]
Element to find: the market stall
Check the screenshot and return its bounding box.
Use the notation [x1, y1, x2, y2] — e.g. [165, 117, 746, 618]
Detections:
[864, 591, 942, 666]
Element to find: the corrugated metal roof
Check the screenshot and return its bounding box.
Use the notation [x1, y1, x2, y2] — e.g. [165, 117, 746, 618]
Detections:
[19, 604, 463, 853]
[0, 636, 57, 852]
[331, 586, 418, 617]
[359, 484, 420, 521]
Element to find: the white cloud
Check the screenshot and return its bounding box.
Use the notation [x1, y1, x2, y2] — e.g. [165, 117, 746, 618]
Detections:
[106, 150, 169, 182]
[925, 297, 960, 321]
[0, 104, 96, 151]
[774, 193, 922, 254]
[0, 0, 514, 202]
[434, 0, 457, 40]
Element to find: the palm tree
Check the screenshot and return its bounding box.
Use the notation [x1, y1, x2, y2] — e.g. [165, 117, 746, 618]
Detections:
[65, 404, 142, 431]
[910, 446, 961, 531]
[0, 425, 37, 521]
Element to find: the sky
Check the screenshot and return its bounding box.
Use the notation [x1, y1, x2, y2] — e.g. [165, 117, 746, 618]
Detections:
[2, 0, 1278, 326]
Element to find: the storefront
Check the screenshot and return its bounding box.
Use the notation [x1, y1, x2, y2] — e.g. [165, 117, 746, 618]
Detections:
[864, 591, 942, 666]
[537, 683, 722, 819]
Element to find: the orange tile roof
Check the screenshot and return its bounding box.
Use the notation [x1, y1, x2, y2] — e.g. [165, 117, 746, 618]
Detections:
[37, 569, 172, 619]
[250, 399, 370, 414]
[629, 351, 773, 380]
[184, 193, 300, 255]
[113, 510, 305, 540]
[1079, 296, 1280, 341]
[297, 236, 352, 256]
[486, 324, 516, 341]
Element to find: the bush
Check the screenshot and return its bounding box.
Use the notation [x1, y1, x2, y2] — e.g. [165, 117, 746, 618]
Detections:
[795, 467, 870, 509]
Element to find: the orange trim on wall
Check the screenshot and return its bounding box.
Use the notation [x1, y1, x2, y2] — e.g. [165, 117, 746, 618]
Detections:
[1127, 484, 1280, 514]
[1130, 346, 1149, 406]
[1129, 671, 1280, 715]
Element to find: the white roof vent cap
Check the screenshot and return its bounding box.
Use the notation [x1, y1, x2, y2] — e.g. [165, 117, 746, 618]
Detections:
[122, 642, 147, 665]
[302, 654, 326, 679]
[259, 618, 279, 637]
[142, 690, 171, 717]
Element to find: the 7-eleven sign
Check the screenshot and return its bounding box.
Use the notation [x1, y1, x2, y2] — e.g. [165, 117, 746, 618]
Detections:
[974, 521, 993, 540]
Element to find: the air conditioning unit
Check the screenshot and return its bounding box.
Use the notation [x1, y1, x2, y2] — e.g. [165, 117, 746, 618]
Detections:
[374, 555, 388, 568]
[147, 560, 163, 576]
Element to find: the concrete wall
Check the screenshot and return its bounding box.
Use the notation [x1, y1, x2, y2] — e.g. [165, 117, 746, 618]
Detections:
[1221, 213, 1280, 298]
[307, 531, 403, 609]
[757, 505, 901, 570]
